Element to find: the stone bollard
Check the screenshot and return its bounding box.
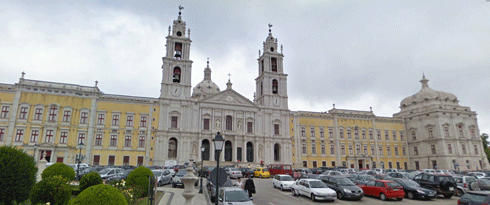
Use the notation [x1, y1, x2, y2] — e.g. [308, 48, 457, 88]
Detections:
[181, 166, 199, 205]
[37, 152, 48, 182]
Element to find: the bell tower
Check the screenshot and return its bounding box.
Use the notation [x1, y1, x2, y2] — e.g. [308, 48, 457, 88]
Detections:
[254, 24, 288, 109]
[160, 6, 193, 100]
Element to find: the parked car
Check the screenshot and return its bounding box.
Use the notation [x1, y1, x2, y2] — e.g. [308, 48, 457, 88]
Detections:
[164, 167, 176, 176]
[217, 187, 254, 205]
[454, 175, 479, 197]
[272, 174, 295, 191]
[393, 178, 437, 200]
[385, 169, 398, 173]
[388, 172, 415, 180]
[253, 167, 270, 178]
[152, 170, 172, 186]
[207, 176, 233, 203]
[199, 166, 215, 178]
[365, 170, 381, 176]
[348, 174, 376, 186]
[458, 191, 490, 205]
[310, 168, 323, 174]
[321, 171, 342, 176]
[172, 169, 198, 188]
[224, 168, 243, 179]
[373, 168, 384, 173]
[477, 179, 490, 191]
[468, 172, 487, 179]
[79, 166, 106, 178]
[421, 169, 435, 174]
[291, 179, 336, 202]
[358, 180, 404, 201]
[99, 168, 124, 179]
[373, 174, 394, 181]
[145, 165, 163, 170]
[239, 168, 254, 178]
[412, 173, 457, 198]
[106, 169, 134, 183]
[320, 175, 363, 200]
[295, 168, 314, 178]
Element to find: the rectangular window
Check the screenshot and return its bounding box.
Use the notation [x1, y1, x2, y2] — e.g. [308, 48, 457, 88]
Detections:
[369, 130, 373, 139]
[371, 145, 375, 155]
[60, 132, 67, 144]
[110, 135, 117, 147]
[331, 161, 336, 167]
[126, 115, 133, 127]
[356, 145, 360, 155]
[415, 161, 420, 170]
[15, 129, 24, 142]
[400, 131, 404, 141]
[78, 133, 85, 145]
[347, 129, 352, 139]
[93, 155, 100, 166]
[388, 162, 393, 169]
[330, 145, 335, 155]
[339, 128, 344, 138]
[459, 125, 464, 138]
[137, 156, 144, 166]
[379, 146, 383, 155]
[80, 112, 88, 124]
[302, 144, 307, 154]
[125, 136, 131, 147]
[34, 108, 43, 120]
[274, 124, 280, 135]
[1, 106, 10, 118]
[97, 114, 105, 125]
[320, 128, 324, 138]
[349, 145, 353, 155]
[139, 136, 145, 148]
[303, 161, 307, 168]
[329, 129, 333, 138]
[62, 110, 71, 122]
[394, 147, 399, 156]
[95, 134, 102, 146]
[0, 128, 4, 141]
[404, 162, 408, 169]
[30, 130, 39, 143]
[247, 122, 253, 133]
[140, 116, 147, 127]
[321, 144, 326, 154]
[123, 156, 130, 166]
[385, 131, 389, 140]
[392, 131, 397, 141]
[355, 129, 359, 139]
[45, 130, 54, 143]
[271, 57, 277, 72]
[471, 129, 476, 138]
[396, 162, 401, 169]
[377, 130, 381, 140]
[362, 130, 366, 139]
[411, 130, 416, 140]
[48, 106, 57, 122]
[310, 128, 315, 137]
[108, 156, 115, 166]
[414, 146, 418, 155]
[432, 161, 437, 169]
[171, 116, 178, 128]
[312, 161, 317, 168]
[226, 116, 232, 131]
[341, 144, 345, 155]
[112, 114, 120, 126]
[462, 144, 467, 154]
[364, 145, 368, 155]
[448, 144, 452, 154]
[311, 143, 316, 154]
[474, 144, 479, 154]
[428, 127, 433, 138]
[301, 127, 306, 137]
[445, 126, 449, 137]
[19, 107, 28, 119]
[203, 118, 210, 130]
[322, 161, 327, 167]
[387, 146, 391, 156]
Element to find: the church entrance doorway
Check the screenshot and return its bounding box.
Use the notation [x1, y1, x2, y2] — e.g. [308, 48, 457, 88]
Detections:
[225, 141, 232, 162]
[246, 142, 254, 162]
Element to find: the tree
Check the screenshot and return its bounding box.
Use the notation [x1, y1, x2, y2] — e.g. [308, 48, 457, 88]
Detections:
[482, 133, 490, 163]
[0, 146, 37, 204]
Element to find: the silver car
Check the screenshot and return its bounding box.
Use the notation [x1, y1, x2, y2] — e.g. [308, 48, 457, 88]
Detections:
[152, 170, 172, 186]
[99, 168, 123, 179]
[218, 187, 254, 205]
[225, 168, 243, 179]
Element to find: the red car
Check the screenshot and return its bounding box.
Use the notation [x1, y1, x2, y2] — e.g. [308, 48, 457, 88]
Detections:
[359, 180, 405, 201]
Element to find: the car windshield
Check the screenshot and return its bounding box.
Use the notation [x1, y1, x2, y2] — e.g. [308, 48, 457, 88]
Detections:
[99, 168, 111, 174]
[461, 193, 487, 203]
[263, 169, 269, 172]
[438, 176, 456, 183]
[152, 171, 162, 176]
[387, 182, 401, 188]
[336, 178, 355, 186]
[403, 173, 415, 179]
[225, 190, 250, 202]
[231, 169, 240, 171]
[309, 181, 327, 188]
[362, 175, 376, 180]
[305, 169, 312, 174]
[281, 176, 294, 181]
[176, 170, 187, 176]
[400, 179, 419, 187]
[284, 165, 292, 169]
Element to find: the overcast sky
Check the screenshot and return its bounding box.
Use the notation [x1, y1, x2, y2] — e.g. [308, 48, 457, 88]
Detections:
[1, 0, 489, 135]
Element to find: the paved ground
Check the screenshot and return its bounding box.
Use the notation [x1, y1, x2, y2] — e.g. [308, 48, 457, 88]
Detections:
[157, 180, 210, 205]
[235, 177, 460, 205]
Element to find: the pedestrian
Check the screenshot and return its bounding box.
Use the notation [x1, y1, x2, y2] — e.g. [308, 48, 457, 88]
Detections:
[235, 177, 244, 189]
[243, 174, 256, 199]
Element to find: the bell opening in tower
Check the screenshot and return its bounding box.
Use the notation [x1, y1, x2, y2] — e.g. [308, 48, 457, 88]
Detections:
[272, 79, 278, 94]
[173, 67, 181, 83]
[174, 42, 182, 60]
[271, 57, 277, 72]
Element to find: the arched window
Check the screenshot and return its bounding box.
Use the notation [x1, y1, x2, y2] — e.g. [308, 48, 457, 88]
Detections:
[202, 139, 210, 161]
[173, 67, 181, 83]
[271, 57, 277, 72]
[174, 42, 182, 59]
[272, 79, 278, 94]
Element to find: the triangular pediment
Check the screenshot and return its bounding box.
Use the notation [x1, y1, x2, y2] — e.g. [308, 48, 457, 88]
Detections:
[38, 142, 56, 147]
[199, 89, 257, 107]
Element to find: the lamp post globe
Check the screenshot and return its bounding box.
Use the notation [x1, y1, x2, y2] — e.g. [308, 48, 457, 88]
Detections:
[199, 145, 205, 194]
[213, 132, 224, 205]
[77, 142, 84, 181]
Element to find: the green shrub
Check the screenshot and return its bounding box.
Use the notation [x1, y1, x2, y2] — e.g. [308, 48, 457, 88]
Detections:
[42, 163, 75, 181]
[30, 175, 71, 205]
[69, 184, 128, 205]
[0, 146, 37, 205]
[125, 167, 154, 197]
[79, 172, 102, 192]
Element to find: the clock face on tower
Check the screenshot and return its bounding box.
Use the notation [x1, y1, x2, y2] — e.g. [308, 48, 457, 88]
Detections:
[273, 96, 281, 107]
[171, 86, 182, 97]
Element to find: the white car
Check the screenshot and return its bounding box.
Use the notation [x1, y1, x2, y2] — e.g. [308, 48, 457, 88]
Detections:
[321, 171, 342, 176]
[164, 168, 176, 176]
[468, 172, 487, 179]
[422, 169, 435, 174]
[224, 168, 243, 179]
[272, 174, 295, 191]
[291, 179, 336, 202]
[99, 168, 123, 179]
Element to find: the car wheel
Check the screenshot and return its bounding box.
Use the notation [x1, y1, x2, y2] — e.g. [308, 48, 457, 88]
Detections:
[172, 183, 176, 188]
[380, 193, 387, 201]
[337, 192, 343, 199]
[273, 183, 276, 188]
[291, 189, 296, 196]
[311, 194, 317, 202]
[397, 198, 403, 201]
[280, 185, 284, 191]
[407, 192, 414, 199]
[260, 175, 263, 178]
[456, 188, 464, 197]
[443, 194, 452, 199]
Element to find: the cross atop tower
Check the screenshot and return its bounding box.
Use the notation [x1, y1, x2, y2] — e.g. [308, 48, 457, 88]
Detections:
[178, 5, 184, 16]
[227, 73, 232, 81]
[268, 23, 273, 33]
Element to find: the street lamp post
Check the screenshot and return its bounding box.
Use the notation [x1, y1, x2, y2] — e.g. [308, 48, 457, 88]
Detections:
[213, 132, 225, 205]
[76, 142, 84, 181]
[199, 145, 205, 194]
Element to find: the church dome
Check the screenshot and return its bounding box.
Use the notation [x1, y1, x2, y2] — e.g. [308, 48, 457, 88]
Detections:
[192, 61, 220, 99]
[400, 75, 458, 109]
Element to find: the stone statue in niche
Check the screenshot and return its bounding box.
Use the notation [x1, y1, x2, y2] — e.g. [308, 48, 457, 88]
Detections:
[192, 143, 197, 155]
[216, 119, 221, 128]
[259, 145, 263, 158]
[237, 120, 242, 130]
